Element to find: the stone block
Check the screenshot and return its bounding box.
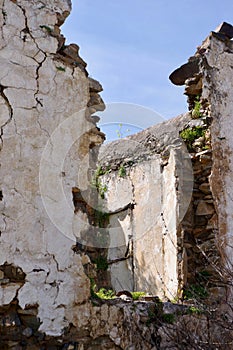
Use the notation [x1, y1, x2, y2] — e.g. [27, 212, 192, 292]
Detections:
[199, 183, 211, 194]
[169, 57, 200, 85]
[196, 200, 215, 216]
[215, 22, 233, 39]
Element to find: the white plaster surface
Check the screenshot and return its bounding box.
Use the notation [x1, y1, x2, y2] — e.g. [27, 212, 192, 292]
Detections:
[105, 153, 182, 299]
[0, 0, 92, 336]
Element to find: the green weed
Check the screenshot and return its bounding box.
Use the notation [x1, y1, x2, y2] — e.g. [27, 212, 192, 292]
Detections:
[188, 306, 203, 315]
[180, 126, 205, 143]
[131, 291, 146, 300]
[56, 66, 66, 72]
[180, 126, 206, 151]
[118, 164, 126, 177]
[40, 25, 53, 33]
[94, 255, 108, 271]
[192, 96, 203, 119]
[96, 288, 116, 300]
[91, 166, 108, 199]
[183, 284, 208, 300]
[162, 313, 176, 324]
[94, 208, 109, 228]
[89, 277, 97, 298]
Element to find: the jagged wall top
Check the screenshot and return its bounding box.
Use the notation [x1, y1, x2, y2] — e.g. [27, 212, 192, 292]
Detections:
[169, 22, 233, 86]
[0, 0, 104, 337]
[0, 0, 71, 54]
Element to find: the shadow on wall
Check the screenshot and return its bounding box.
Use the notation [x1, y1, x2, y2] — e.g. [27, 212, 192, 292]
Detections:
[108, 209, 134, 292]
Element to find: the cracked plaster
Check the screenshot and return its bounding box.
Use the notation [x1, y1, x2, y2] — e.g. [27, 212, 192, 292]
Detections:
[0, 2, 233, 347]
[0, 0, 96, 336]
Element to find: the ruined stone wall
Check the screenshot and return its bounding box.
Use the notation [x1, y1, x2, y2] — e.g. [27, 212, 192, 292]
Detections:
[98, 23, 233, 307]
[0, 0, 105, 339]
[98, 116, 193, 300]
[170, 23, 233, 303]
[0, 1, 232, 347]
[202, 32, 233, 303]
[0, 2, 187, 349]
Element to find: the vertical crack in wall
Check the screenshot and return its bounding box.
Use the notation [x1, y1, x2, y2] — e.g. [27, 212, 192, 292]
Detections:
[0, 3, 233, 347]
[0, 0, 93, 339]
[34, 55, 46, 108]
[16, 1, 47, 110]
[0, 85, 13, 134]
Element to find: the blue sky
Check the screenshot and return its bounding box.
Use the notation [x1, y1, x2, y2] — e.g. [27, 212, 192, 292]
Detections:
[62, 0, 232, 134]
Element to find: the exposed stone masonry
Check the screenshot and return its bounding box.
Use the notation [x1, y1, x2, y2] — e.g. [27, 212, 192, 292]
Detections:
[0, 1, 233, 347]
[97, 20, 233, 317]
[172, 24, 233, 304]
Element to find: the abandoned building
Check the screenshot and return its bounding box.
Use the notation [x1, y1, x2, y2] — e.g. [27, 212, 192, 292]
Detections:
[0, 1, 232, 349]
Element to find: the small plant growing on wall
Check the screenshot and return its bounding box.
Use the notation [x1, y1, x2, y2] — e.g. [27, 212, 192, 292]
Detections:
[91, 166, 108, 199]
[98, 184, 107, 199]
[118, 164, 126, 177]
[131, 291, 146, 300]
[188, 306, 203, 315]
[96, 288, 116, 300]
[90, 279, 116, 300]
[180, 126, 206, 151]
[94, 208, 110, 228]
[162, 313, 176, 324]
[56, 66, 66, 72]
[116, 123, 131, 139]
[183, 283, 208, 300]
[94, 255, 109, 271]
[192, 95, 203, 119]
[40, 25, 53, 33]
[180, 126, 205, 142]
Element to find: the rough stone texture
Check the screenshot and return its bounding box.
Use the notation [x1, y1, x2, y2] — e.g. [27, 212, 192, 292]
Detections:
[201, 33, 233, 302]
[169, 26, 233, 314]
[0, 3, 233, 348]
[215, 21, 233, 39]
[99, 23, 233, 310]
[169, 57, 200, 86]
[99, 112, 191, 164]
[0, 1, 196, 348]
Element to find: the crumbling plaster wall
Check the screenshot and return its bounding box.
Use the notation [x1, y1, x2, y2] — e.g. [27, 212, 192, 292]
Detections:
[0, 0, 104, 336]
[102, 155, 179, 298]
[99, 25, 233, 304]
[0, 2, 233, 347]
[98, 115, 193, 300]
[0, 2, 173, 348]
